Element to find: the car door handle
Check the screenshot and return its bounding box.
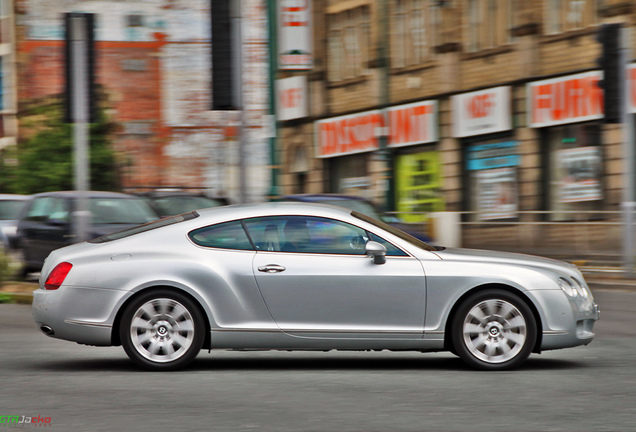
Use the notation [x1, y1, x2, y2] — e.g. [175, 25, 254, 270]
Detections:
[258, 264, 286, 273]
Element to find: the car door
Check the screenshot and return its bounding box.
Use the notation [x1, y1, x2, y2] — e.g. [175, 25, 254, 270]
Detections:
[245, 216, 426, 339]
[20, 196, 71, 266]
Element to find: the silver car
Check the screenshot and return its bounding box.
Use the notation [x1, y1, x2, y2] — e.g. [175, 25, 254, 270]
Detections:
[32, 202, 599, 371]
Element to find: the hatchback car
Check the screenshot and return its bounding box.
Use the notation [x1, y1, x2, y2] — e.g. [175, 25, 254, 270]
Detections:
[16, 191, 159, 273]
[32, 202, 598, 371]
[0, 194, 30, 250]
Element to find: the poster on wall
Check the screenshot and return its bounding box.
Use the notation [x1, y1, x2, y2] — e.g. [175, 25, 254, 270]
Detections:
[475, 168, 518, 220]
[558, 147, 602, 203]
[467, 141, 519, 220]
[395, 152, 444, 223]
[278, 0, 313, 70]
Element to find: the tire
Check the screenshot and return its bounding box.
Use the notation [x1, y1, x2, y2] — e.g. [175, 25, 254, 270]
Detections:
[451, 289, 537, 371]
[120, 289, 205, 371]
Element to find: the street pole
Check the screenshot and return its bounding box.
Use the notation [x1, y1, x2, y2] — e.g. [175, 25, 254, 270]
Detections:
[377, 0, 393, 211]
[232, 1, 248, 204]
[70, 14, 91, 242]
[622, 26, 635, 277]
[267, 0, 280, 200]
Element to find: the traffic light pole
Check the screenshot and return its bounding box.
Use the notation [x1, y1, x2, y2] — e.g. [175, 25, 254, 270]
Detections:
[621, 26, 635, 277]
[69, 14, 91, 242]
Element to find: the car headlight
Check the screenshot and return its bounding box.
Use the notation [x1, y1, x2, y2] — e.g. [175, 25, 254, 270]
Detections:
[572, 278, 588, 298]
[558, 277, 577, 297]
[1, 225, 17, 237]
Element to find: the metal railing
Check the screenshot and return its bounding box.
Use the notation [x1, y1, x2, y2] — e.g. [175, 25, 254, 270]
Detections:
[388, 210, 626, 266]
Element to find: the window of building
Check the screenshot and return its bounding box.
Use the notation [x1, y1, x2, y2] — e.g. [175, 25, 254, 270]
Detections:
[466, 0, 512, 52]
[393, 0, 433, 67]
[545, 0, 597, 34]
[327, 6, 370, 82]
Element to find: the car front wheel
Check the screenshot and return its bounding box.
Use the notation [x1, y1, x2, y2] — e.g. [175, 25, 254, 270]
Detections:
[120, 290, 205, 371]
[451, 289, 537, 371]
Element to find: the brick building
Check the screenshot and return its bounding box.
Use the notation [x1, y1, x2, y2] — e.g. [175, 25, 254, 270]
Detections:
[276, 0, 634, 252]
[0, 0, 18, 153]
[14, 0, 270, 203]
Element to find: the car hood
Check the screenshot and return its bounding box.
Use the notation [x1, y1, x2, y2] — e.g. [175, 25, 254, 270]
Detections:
[434, 247, 580, 276]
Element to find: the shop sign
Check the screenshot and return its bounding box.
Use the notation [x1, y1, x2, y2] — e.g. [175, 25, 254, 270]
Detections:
[451, 86, 511, 138]
[276, 76, 308, 121]
[466, 141, 520, 171]
[315, 110, 383, 158]
[527, 72, 603, 128]
[278, 0, 313, 70]
[557, 147, 602, 202]
[387, 101, 438, 148]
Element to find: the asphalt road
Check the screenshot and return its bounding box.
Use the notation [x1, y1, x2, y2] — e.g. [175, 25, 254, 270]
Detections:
[0, 287, 634, 432]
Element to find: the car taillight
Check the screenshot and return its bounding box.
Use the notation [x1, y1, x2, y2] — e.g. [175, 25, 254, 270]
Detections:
[44, 262, 73, 290]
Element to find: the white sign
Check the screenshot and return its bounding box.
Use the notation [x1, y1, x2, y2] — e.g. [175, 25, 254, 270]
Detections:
[315, 110, 383, 158]
[387, 101, 438, 148]
[452, 86, 511, 138]
[276, 76, 308, 121]
[475, 167, 518, 220]
[527, 72, 604, 127]
[278, 0, 313, 70]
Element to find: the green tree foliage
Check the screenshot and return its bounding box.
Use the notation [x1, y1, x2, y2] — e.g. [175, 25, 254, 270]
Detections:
[5, 102, 120, 195]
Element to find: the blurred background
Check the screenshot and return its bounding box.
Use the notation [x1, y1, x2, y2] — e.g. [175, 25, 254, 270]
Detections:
[1, 0, 635, 270]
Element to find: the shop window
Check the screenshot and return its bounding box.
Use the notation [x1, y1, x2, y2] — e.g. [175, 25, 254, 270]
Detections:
[466, 140, 520, 220]
[466, 0, 512, 52]
[545, 124, 603, 221]
[327, 7, 370, 82]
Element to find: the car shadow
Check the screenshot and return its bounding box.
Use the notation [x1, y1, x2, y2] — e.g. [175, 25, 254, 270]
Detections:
[29, 353, 586, 373]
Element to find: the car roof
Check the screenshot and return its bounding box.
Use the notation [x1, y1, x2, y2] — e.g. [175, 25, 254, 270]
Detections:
[280, 194, 371, 202]
[30, 191, 142, 199]
[194, 201, 353, 221]
[0, 194, 30, 201]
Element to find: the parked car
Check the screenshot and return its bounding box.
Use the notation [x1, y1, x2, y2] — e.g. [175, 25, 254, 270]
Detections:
[33, 202, 598, 371]
[16, 191, 160, 273]
[0, 194, 30, 250]
[137, 190, 228, 218]
[279, 194, 432, 242]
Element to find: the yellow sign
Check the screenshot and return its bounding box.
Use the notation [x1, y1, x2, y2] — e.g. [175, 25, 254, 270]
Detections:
[396, 152, 444, 222]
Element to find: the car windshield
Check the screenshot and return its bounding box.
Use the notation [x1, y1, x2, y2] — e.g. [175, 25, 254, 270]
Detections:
[89, 198, 159, 224]
[89, 212, 199, 243]
[151, 196, 223, 216]
[320, 199, 383, 220]
[352, 211, 436, 252]
[0, 200, 27, 220]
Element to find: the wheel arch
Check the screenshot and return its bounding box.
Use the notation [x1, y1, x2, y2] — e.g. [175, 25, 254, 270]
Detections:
[443, 283, 543, 354]
[111, 285, 212, 350]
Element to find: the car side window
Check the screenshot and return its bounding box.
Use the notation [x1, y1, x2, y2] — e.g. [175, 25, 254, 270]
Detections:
[245, 216, 374, 255]
[188, 220, 253, 251]
[25, 197, 69, 223]
[367, 232, 408, 257]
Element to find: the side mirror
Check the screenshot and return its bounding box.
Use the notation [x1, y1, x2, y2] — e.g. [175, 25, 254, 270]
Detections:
[366, 241, 387, 265]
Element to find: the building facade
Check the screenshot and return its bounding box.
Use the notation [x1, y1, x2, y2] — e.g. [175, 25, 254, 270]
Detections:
[276, 0, 633, 252]
[14, 0, 271, 203]
[0, 0, 18, 153]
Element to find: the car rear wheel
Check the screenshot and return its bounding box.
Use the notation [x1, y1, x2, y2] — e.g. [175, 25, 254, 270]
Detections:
[120, 290, 205, 371]
[451, 289, 537, 371]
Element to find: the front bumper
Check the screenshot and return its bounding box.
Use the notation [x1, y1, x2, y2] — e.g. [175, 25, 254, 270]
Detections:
[527, 289, 599, 351]
[32, 286, 129, 346]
